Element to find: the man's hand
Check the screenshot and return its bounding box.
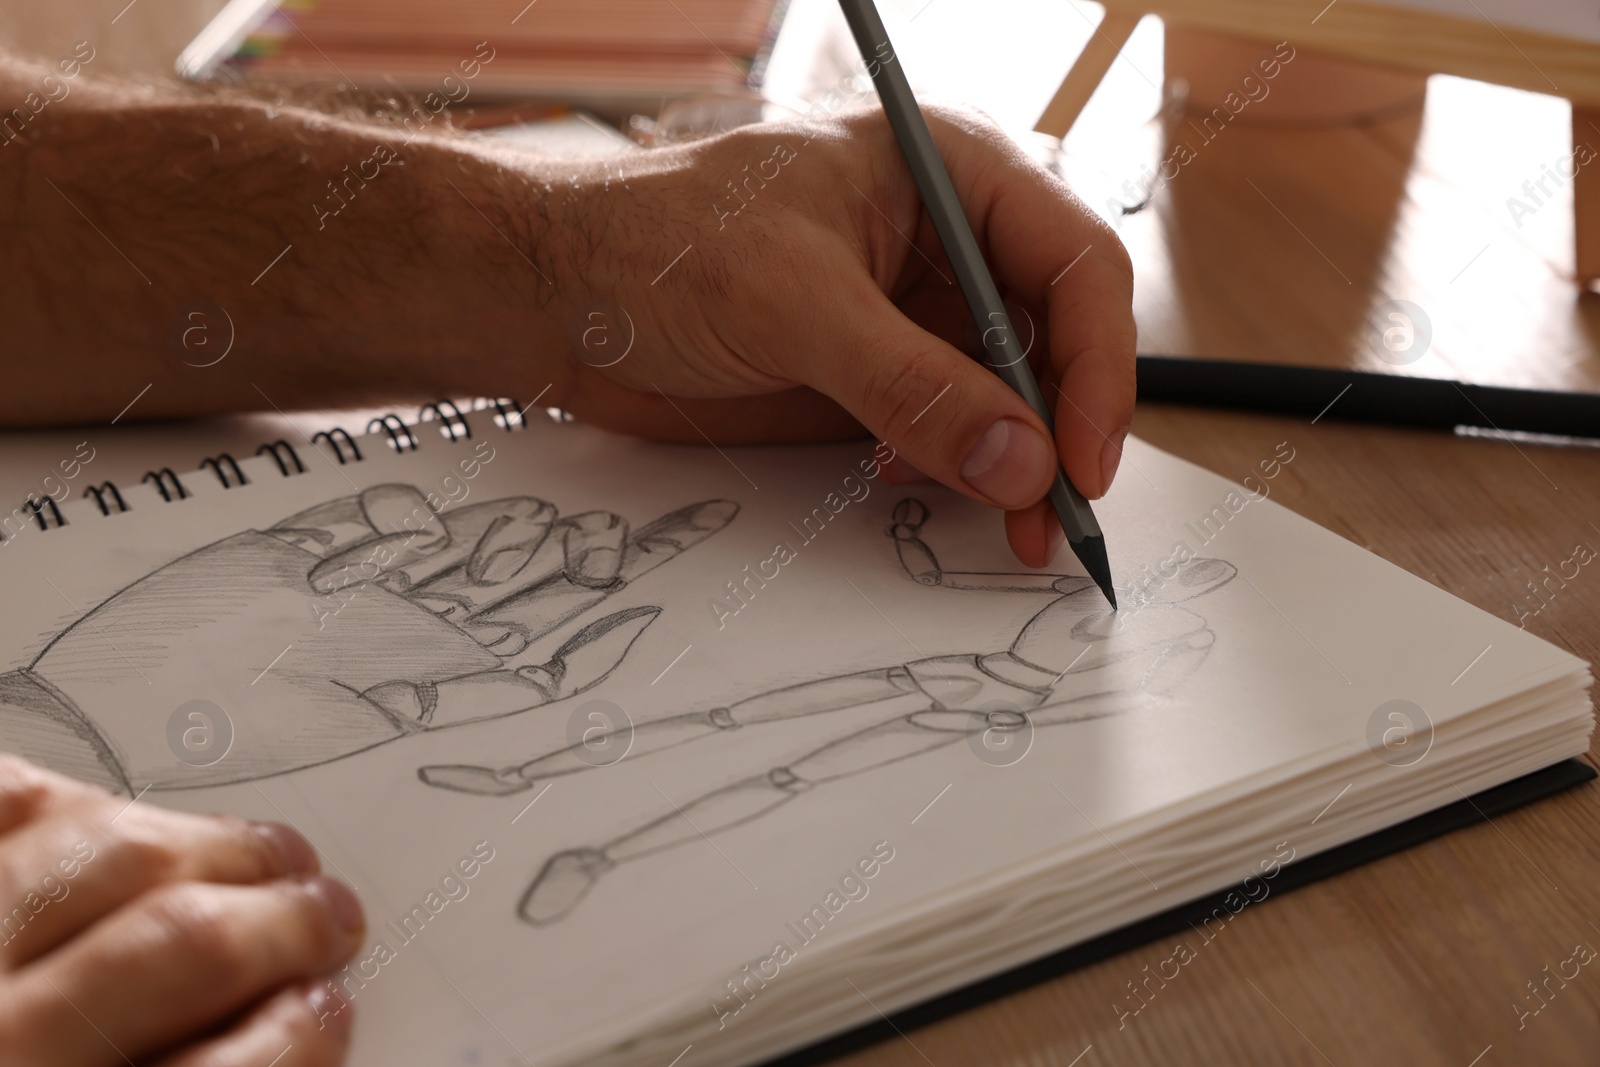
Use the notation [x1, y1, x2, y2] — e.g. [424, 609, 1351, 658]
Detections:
[0, 53, 1133, 566]
[0, 754, 362, 1066]
[491, 106, 1136, 568]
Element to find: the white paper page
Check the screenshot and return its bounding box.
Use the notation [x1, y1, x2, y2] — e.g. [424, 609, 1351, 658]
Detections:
[0, 419, 1584, 1066]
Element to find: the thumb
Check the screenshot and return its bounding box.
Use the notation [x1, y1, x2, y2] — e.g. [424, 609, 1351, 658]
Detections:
[795, 288, 1058, 511]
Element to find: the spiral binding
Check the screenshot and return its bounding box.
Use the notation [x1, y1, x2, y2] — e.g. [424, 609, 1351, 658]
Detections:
[200, 454, 249, 488]
[368, 413, 418, 453]
[26, 495, 66, 531]
[419, 400, 472, 441]
[82, 483, 129, 516]
[311, 428, 361, 465]
[142, 469, 190, 502]
[256, 440, 307, 477]
[2, 399, 527, 542]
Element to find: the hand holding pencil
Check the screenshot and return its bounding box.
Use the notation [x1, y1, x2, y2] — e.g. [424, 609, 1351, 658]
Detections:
[0, 46, 1136, 574]
[837, 0, 1119, 604]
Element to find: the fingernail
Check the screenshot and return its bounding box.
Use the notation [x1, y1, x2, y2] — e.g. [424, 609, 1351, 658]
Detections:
[961, 419, 1054, 509]
[303, 876, 365, 933]
[466, 510, 552, 584]
[472, 547, 537, 585]
[306, 981, 353, 1035]
[1100, 427, 1129, 496]
[252, 821, 318, 874]
[575, 546, 622, 585]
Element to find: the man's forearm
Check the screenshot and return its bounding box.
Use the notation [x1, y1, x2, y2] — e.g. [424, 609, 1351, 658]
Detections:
[0, 51, 579, 426]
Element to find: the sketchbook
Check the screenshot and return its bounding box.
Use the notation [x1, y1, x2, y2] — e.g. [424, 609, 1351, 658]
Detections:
[0, 401, 1590, 1066]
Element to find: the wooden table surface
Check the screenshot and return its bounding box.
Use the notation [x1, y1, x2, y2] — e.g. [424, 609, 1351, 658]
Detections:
[7, 2, 1600, 1064]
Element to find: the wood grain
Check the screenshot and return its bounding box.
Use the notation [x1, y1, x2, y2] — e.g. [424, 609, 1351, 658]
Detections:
[1576, 107, 1600, 290]
[1062, 61, 1600, 394]
[1100, 0, 1600, 108]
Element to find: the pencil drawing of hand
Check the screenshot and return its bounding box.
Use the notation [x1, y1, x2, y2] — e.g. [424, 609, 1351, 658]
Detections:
[0, 484, 736, 793]
[281, 485, 740, 727]
[420, 498, 1233, 925]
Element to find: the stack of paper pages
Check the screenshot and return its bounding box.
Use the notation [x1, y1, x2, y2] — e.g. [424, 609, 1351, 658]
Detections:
[0, 410, 1588, 1066]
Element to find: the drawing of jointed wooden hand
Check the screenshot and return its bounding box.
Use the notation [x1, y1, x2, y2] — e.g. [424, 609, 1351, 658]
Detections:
[275, 485, 740, 730]
[0, 484, 736, 792]
[419, 498, 1235, 926]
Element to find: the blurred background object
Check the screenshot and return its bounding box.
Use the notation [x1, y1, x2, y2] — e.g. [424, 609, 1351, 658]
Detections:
[2, 0, 1596, 397]
[176, 0, 788, 118]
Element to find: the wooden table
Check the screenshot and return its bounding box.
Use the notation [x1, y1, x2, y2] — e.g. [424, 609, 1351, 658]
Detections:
[9, 2, 1600, 1064]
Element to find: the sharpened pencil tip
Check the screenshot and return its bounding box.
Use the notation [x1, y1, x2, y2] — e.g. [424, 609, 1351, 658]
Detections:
[1071, 535, 1117, 611]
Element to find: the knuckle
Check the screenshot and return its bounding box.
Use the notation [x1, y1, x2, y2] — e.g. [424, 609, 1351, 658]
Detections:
[216, 813, 281, 880]
[116, 825, 186, 881]
[0, 755, 71, 815]
[141, 883, 254, 990]
[0, 781, 51, 829]
[857, 342, 947, 437]
[922, 103, 1002, 142]
[1098, 231, 1135, 285]
[290, 887, 346, 958]
[0, 752, 40, 787]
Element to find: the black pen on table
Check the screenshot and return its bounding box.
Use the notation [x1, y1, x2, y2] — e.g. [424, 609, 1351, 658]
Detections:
[836, 0, 1117, 609]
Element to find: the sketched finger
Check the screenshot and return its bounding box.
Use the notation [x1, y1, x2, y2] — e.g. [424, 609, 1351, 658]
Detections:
[456, 500, 737, 649]
[427, 511, 628, 656]
[392, 498, 556, 593]
[466, 502, 563, 584]
[615, 500, 738, 582]
[271, 485, 434, 559]
[267, 495, 381, 557]
[303, 485, 458, 592]
[554, 511, 628, 587]
[419, 499, 735, 632]
[365, 607, 662, 728]
[512, 606, 662, 703]
[409, 510, 624, 624]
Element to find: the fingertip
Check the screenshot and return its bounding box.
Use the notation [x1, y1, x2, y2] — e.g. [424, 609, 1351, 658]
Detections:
[305, 979, 355, 1040]
[1054, 362, 1132, 500]
[1044, 511, 1066, 562]
[1003, 501, 1061, 569]
[249, 820, 320, 876]
[1100, 426, 1129, 499]
[300, 874, 366, 935]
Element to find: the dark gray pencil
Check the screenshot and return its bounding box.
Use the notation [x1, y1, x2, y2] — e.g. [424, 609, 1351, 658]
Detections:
[836, 0, 1116, 609]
